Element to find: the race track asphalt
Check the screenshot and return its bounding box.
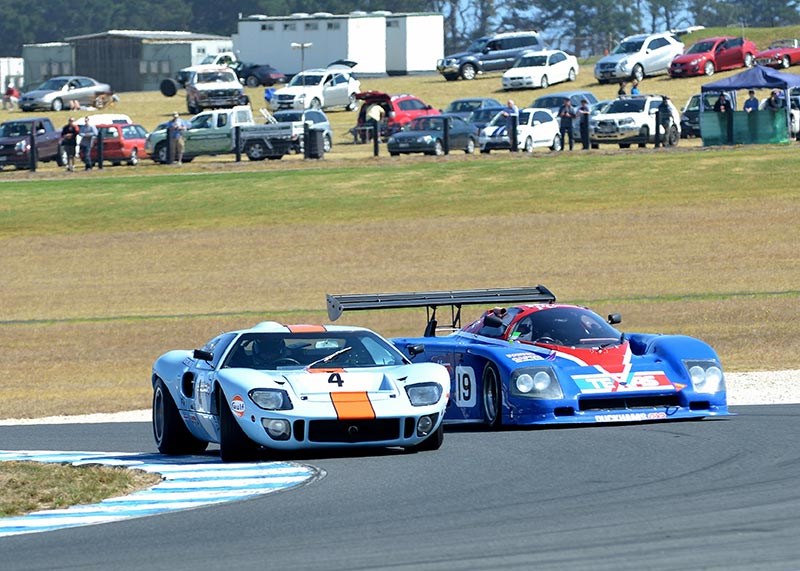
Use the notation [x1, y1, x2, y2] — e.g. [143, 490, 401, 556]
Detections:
[2, 405, 800, 570]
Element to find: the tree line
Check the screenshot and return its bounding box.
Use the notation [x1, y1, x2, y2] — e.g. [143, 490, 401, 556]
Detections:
[0, 0, 798, 57]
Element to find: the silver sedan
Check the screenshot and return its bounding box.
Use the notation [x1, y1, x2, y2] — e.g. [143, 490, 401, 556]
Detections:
[19, 76, 112, 112]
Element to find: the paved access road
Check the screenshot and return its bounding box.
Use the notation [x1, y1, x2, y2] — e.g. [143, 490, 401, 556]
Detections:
[2, 405, 800, 570]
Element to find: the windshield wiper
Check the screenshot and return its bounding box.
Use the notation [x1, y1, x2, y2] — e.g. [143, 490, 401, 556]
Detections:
[306, 346, 352, 369]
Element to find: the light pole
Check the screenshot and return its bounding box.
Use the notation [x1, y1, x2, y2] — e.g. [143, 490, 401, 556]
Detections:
[291, 42, 313, 157]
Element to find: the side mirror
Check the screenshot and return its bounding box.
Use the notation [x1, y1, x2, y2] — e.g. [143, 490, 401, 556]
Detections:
[483, 313, 504, 328]
[607, 313, 622, 325]
[193, 349, 214, 362]
[408, 344, 425, 358]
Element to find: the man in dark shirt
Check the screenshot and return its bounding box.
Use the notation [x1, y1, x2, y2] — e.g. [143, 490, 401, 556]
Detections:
[577, 99, 591, 150]
[557, 98, 576, 151]
[713, 92, 731, 113]
[60, 117, 80, 172]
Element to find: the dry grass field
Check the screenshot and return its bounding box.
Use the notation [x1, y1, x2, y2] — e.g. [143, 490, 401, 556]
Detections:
[1, 27, 799, 420]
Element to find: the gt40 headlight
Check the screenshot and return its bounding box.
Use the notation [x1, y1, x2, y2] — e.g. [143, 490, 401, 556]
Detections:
[405, 383, 443, 406]
[510, 368, 563, 399]
[685, 361, 724, 394]
[249, 389, 293, 410]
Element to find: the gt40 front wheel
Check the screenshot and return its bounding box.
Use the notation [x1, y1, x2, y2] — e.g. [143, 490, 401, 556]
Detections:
[153, 379, 208, 455]
[219, 389, 261, 462]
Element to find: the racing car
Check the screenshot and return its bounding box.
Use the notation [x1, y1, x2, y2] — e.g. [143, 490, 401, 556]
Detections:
[152, 322, 450, 462]
[326, 285, 730, 427]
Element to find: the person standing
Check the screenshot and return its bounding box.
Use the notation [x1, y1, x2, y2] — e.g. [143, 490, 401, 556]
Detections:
[617, 82, 627, 97]
[78, 116, 97, 171]
[630, 79, 640, 95]
[765, 90, 782, 111]
[743, 90, 759, 113]
[557, 98, 576, 151]
[714, 92, 731, 112]
[578, 98, 591, 150]
[656, 96, 672, 147]
[505, 99, 519, 150]
[2, 83, 19, 110]
[60, 117, 80, 172]
[168, 112, 187, 165]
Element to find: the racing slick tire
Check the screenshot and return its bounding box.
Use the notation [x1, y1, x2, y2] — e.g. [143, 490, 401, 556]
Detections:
[482, 363, 502, 429]
[219, 388, 261, 463]
[153, 378, 208, 455]
[407, 423, 444, 452]
[159, 78, 178, 97]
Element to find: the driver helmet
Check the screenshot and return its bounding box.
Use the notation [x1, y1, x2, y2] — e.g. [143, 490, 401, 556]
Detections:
[252, 336, 286, 364]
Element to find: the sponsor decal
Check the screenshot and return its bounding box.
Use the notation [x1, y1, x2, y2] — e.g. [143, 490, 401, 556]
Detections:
[507, 352, 544, 363]
[454, 365, 477, 408]
[572, 371, 673, 394]
[230, 395, 246, 417]
[596, 412, 669, 422]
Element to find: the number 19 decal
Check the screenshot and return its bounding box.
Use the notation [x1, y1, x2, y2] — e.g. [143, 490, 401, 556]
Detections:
[455, 365, 477, 407]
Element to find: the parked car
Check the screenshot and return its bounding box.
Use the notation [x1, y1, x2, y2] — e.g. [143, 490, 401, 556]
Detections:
[90, 123, 149, 166]
[175, 51, 238, 87]
[590, 95, 681, 148]
[327, 285, 730, 427]
[443, 97, 502, 119]
[679, 92, 730, 138]
[272, 67, 360, 111]
[502, 49, 579, 90]
[19, 76, 112, 112]
[0, 117, 65, 170]
[669, 36, 758, 77]
[531, 90, 599, 139]
[436, 31, 544, 81]
[479, 107, 562, 153]
[151, 321, 450, 461]
[387, 114, 477, 156]
[594, 32, 684, 83]
[755, 39, 800, 68]
[355, 91, 440, 141]
[231, 62, 287, 87]
[465, 106, 506, 133]
[184, 65, 248, 114]
[271, 109, 332, 153]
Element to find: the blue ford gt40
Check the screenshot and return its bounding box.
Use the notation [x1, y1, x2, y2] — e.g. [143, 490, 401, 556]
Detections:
[152, 321, 450, 461]
[327, 285, 730, 427]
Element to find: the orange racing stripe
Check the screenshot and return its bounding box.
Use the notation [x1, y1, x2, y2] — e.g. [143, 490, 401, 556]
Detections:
[330, 392, 375, 420]
[287, 324, 327, 333]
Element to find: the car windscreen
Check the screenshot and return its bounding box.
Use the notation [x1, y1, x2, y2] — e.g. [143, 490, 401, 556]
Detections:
[197, 71, 237, 83]
[466, 37, 489, 53]
[289, 74, 322, 86]
[0, 122, 30, 137]
[532, 96, 563, 109]
[516, 55, 547, 67]
[605, 99, 646, 113]
[274, 112, 303, 122]
[407, 117, 444, 131]
[612, 40, 644, 54]
[687, 41, 716, 54]
[37, 78, 68, 91]
[468, 108, 503, 123]
[512, 307, 622, 348]
[221, 331, 407, 370]
[446, 100, 482, 113]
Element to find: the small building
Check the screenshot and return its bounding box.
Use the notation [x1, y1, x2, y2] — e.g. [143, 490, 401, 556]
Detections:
[385, 13, 444, 75]
[21, 42, 72, 88]
[23, 31, 233, 92]
[233, 11, 444, 76]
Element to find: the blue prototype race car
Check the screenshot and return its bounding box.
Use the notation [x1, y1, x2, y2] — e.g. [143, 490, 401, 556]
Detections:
[326, 285, 730, 427]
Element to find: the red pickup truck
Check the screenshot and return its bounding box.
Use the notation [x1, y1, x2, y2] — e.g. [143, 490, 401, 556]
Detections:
[0, 117, 65, 170]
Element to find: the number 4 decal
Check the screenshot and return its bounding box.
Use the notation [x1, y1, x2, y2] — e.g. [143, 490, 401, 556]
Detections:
[328, 372, 344, 387]
[454, 365, 477, 407]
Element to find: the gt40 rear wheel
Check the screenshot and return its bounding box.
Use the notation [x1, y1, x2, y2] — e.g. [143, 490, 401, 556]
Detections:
[153, 378, 208, 455]
[482, 363, 502, 428]
[219, 389, 260, 462]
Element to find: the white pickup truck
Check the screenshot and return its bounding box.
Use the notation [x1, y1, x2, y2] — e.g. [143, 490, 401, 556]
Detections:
[145, 106, 302, 162]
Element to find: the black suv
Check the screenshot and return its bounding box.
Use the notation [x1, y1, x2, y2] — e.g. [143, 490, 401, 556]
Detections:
[437, 31, 543, 81]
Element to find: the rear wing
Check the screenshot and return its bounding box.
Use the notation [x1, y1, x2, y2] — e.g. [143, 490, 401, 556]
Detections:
[326, 285, 556, 336]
